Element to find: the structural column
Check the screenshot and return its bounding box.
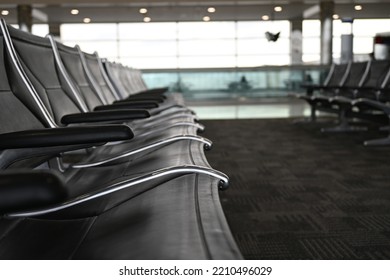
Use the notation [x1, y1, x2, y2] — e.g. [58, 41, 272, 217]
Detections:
[49, 23, 61, 38]
[320, 1, 334, 65]
[340, 19, 353, 63]
[290, 18, 303, 65]
[17, 5, 32, 33]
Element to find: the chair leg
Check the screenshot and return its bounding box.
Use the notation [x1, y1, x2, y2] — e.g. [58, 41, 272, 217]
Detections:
[364, 116, 390, 146]
[321, 107, 367, 133]
[379, 125, 390, 131]
[310, 105, 317, 122]
[364, 137, 390, 146]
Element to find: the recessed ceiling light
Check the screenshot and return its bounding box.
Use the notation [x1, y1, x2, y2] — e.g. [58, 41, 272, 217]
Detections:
[333, 14, 340, 19]
[203, 16, 211, 22]
[207, 7, 216, 13]
[140, 8, 148, 14]
[83, 17, 91, 23]
[143, 16, 151, 22]
[274, 6, 282, 12]
[70, 9, 79, 15]
[261, 15, 270, 21]
[354, 5, 362, 11]
[1, 10, 9, 16]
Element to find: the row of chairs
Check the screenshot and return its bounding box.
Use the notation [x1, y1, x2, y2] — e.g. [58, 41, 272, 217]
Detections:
[296, 59, 390, 146]
[0, 19, 242, 259]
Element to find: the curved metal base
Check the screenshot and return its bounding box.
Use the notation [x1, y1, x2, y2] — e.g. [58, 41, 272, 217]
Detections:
[151, 106, 192, 117]
[136, 113, 197, 129]
[136, 122, 205, 137]
[6, 165, 229, 217]
[364, 137, 390, 146]
[321, 115, 368, 133]
[103, 122, 204, 147]
[72, 135, 212, 168]
[321, 125, 368, 133]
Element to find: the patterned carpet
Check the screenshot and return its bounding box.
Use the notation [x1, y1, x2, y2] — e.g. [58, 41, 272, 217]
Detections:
[201, 118, 390, 259]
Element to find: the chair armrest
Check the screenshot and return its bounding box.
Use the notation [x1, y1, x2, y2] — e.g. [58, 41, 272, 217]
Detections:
[0, 125, 133, 149]
[357, 86, 377, 91]
[61, 110, 150, 125]
[376, 89, 390, 102]
[329, 96, 353, 105]
[0, 170, 67, 214]
[334, 85, 358, 91]
[352, 98, 390, 113]
[117, 96, 165, 103]
[136, 87, 168, 96]
[94, 101, 158, 111]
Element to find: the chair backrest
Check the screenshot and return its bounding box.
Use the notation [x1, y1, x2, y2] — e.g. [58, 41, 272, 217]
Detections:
[326, 63, 349, 87]
[117, 64, 139, 95]
[54, 42, 104, 111]
[6, 24, 82, 125]
[0, 28, 65, 169]
[79, 50, 119, 104]
[103, 60, 129, 99]
[342, 61, 370, 88]
[364, 60, 390, 89]
[0, 33, 46, 134]
[104, 61, 148, 97]
[376, 62, 390, 102]
[131, 68, 148, 91]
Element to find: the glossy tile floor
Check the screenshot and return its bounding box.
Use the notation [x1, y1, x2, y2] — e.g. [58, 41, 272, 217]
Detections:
[187, 97, 312, 120]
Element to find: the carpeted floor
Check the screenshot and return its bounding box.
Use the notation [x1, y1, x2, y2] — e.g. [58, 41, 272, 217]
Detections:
[201, 118, 390, 259]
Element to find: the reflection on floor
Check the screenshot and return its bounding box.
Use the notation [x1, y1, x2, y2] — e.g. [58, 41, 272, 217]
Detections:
[187, 97, 312, 120]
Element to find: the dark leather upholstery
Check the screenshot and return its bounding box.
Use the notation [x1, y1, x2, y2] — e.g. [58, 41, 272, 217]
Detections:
[61, 109, 150, 124]
[0, 170, 66, 213]
[0, 22, 241, 260]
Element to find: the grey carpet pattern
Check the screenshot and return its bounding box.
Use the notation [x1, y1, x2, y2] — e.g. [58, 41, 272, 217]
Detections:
[201, 118, 390, 259]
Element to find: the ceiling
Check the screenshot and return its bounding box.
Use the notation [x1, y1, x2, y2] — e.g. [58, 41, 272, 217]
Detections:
[1, 1, 390, 24]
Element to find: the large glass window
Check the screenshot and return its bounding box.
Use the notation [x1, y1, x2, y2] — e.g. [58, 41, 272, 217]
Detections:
[118, 23, 177, 68]
[45, 18, 390, 68]
[332, 19, 390, 61]
[302, 20, 320, 63]
[61, 23, 117, 41]
[352, 19, 390, 57]
[237, 21, 290, 66]
[61, 24, 119, 60]
[178, 22, 235, 39]
[61, 21, 292, 69]
[119, 23, 177, 40]
[303, 19, 390, 63]
[32, 24, 49, 37]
